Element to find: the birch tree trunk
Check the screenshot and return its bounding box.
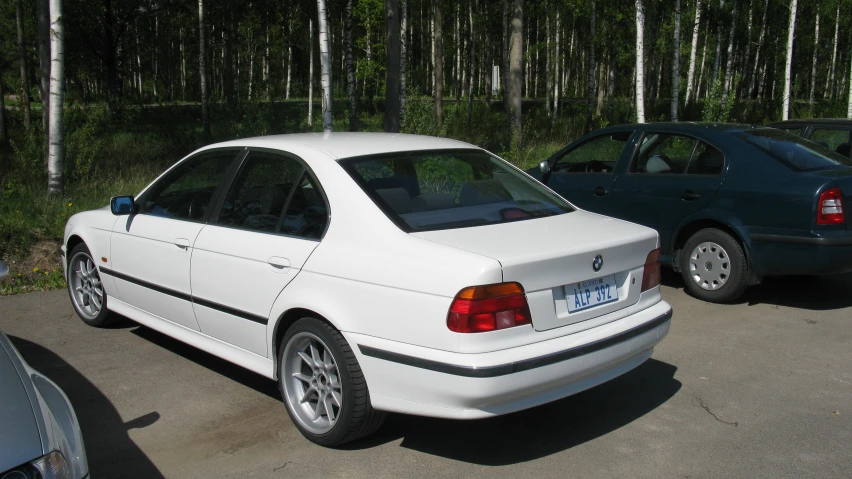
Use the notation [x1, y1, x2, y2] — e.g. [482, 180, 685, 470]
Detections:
[385, 0, 401, 132]
[401, 0, 407, 120]
[553, 10, 560, 122]
[317, 0, 333, 132]
[16, 0, 31, 128]
[847, 51, 852, 118]
[37, 0, 50, 136]
[782, 0, 797, 120]
[263, 25, 270, 100]
[635, 0, 646, 123]
[198, 0, 210, 141]
[809, 11, 819, 107]
[503, 0, 509, 103]
[346, 0, 357, 130]
[466, 0, 476, 123]
[697, 23, 709, 98]
[711, 0, 725, 89]
[586, 1, 597, 131]
[47, 0, 65, 194]
[455, 5, 461, 100]
[309, 19, 314, 127]
[509, 0, 523, 146]
[434, 0, 443, 126]
[826, 4, 839, 99]
[286, 45, 292, 99]
[672, 0, 681, 120]
[545, 2, 552, 117]
[180, 28, 186, 99]
[248, 37, 254, 100]
[750, 0, 768, 97]
[739, 0, 753, 95]
[154, 17, 159, 100]
[721, 0, 737, 110]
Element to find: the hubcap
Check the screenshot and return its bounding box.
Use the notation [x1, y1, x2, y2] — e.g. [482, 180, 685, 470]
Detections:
[69, 253, 104, 320]
[688, 242, 731, 291]
[281, 332, 343, 435]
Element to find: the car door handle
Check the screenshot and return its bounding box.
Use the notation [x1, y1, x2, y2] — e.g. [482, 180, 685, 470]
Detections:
[681, 190, 701, 201]
[174, 238, 191, 252]
[593, 186, 609, 196]
[267, 257, 291, 273]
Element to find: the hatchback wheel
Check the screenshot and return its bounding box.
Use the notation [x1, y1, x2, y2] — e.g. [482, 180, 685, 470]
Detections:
[67, 243, 115, 326]
[278, 318, 385, 446]
[679, 228, 748, 303]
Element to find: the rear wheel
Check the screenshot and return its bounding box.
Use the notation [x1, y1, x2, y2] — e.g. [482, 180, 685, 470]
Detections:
[679, 228, 748, 303]
[67, 243, 115, 327]
[278, 317, 385, 446]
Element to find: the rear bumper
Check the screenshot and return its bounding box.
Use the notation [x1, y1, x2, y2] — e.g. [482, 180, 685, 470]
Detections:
[345, 300, 672, 419]
[747, 233, 852, 276]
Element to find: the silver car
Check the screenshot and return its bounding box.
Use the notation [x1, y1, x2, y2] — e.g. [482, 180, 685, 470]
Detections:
[0, 261, 89, 479]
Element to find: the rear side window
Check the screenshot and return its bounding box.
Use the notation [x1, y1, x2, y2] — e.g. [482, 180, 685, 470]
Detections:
[632, 133, 724, 176]
[280, 173, 329, 240]
[810, 129, 851, 157]
[736, 129, 852, 171]
[341, 149, 574, 232]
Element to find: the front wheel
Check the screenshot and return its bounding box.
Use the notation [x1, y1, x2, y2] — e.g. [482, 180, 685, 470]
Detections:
[278, 318, 386, 446]
[67, 243, 115, 327]
[679, 228, 749, 303]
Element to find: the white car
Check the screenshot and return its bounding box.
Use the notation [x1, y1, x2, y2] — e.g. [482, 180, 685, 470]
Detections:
[62, 133, 672, 446]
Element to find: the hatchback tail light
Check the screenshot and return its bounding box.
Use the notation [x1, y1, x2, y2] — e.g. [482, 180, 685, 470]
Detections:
[817, 187, 845, 225]
[447, 282, 532, 333]
[641, 249, 661, 292]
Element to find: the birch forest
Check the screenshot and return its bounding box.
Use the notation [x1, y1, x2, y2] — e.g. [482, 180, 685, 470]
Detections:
[2, 0, 852, 194]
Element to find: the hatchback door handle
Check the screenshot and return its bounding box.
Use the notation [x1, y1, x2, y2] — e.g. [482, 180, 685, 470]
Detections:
[681, 190, 701, 201]
[267, 257, 291, 272]
[174, 238, 191, 251]
[593, 186, 609, 196]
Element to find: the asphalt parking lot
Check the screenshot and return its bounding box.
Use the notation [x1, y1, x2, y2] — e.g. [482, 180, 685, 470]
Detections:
[1, 271, 850, 479]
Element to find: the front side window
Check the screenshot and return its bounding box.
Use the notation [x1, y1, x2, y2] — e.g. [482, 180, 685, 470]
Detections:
[736, 129, 852, 171]
[810, 129, 851, 157]
[551, 131, 633, 173]
[341, 149, 574, 232]
[140, 149, 239, 221]
[217, 152, 304, 233]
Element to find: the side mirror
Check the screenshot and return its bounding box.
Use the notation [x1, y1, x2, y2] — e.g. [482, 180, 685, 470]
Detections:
[539, 160, 552, 182]
[110, 196, 136, 215]
[0, 260, 8, 281]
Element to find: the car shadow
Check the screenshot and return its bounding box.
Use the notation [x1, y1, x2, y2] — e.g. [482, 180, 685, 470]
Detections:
[662, 268, 852, 310]
[347, 359, 680, 465]
[130, 325, 281, 400]
[8, 336, 165, 479]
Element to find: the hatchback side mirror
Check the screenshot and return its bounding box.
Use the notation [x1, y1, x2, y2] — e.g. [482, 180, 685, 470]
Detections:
[110, 196, 136, 215]
[0, 260, 8, 281]
[539, 160, 552, 182]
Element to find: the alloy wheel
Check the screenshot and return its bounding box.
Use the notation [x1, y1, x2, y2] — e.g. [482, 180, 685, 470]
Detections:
[69, 252, 104, 320]
[281, 332, 344, 435]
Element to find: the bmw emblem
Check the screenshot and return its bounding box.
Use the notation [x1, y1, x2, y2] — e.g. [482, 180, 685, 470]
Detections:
[592, 255, 604, 272]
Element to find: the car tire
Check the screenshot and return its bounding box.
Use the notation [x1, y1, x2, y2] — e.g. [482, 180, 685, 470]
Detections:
[278, 317, 386, 446]
[67, 243, 115, 327]
[679, 228, 749, 303]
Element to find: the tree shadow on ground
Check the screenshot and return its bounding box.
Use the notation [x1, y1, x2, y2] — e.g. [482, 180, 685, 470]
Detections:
[348, 359, 680, 466]
[662, 268, 852, 310]
[9, 336, 164, 479]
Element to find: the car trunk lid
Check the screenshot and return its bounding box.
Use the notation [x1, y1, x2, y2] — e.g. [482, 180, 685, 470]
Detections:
[412, 211, 659, 331]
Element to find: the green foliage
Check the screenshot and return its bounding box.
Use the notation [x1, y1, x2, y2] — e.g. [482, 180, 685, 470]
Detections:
[701, 75, 739, 123]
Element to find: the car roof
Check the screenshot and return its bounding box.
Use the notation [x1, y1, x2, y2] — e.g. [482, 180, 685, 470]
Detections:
[767, 118, 852, 127]
[605, 121, 765, 133]
[208, 133, 478, 160]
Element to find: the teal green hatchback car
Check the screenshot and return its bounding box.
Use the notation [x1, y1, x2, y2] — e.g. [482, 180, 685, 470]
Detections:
[531, 123, 852, 303]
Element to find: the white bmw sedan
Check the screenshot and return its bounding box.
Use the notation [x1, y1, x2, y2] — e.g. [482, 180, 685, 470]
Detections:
[62, 133, 672, 446]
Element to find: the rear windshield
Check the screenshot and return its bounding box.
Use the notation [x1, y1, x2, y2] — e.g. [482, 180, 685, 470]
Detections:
[736, 129, 852, 171]
[340, 149, 575, 232]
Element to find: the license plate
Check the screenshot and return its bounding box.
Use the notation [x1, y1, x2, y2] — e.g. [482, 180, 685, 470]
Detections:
[566, 275, 618, 313]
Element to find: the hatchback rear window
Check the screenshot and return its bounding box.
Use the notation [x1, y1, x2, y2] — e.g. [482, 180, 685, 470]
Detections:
[736, 129, 852, 171]
[340, 149, 575, 232]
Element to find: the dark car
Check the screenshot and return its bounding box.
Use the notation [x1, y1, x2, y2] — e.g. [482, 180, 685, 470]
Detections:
[768, 118, 852, 158]
[530, 122, 852, 303]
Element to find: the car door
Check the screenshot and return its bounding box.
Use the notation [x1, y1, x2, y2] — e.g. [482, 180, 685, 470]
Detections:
[608, 132, 727, 255]
[543, 130, 635, 214]
[108, 149, 244, 331]
[190, 150, 329, 357]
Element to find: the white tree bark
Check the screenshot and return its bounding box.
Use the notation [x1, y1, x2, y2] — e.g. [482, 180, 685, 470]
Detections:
[848, 51, 852, 117]
[635, 0, 646, 123]
[721, 0, 737, 109]
[545, 1, 551, 116]
[672, 0, 681, 120]
[317, 0, 333, 132]
[503, 0, 509, 102]
[809, 10, 819, 107]
[685, 0, 701, 104]
[739, 0, 753, 94]
[198, 0, 210, 140]
[586, 1, 596, 128]
[345, 0, 356, 130]
[782, 0, 797, 120]
[553, 10, 560, 122]
[308, 19, 314, 127]
[509, 0, 523, 145]
[401, 0, 407, 119]
[711, 0, 725, 89]
[750, 0, 769, 97]
[827, 3, 840, 99]
[47, 0, 65, 194]
[248, 37, 254, 100]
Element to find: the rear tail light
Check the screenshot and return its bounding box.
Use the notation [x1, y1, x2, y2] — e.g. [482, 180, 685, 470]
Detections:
[817, 187, 845, 225]
[641, 249, 661, 292]
[447, 282, 532, 333]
